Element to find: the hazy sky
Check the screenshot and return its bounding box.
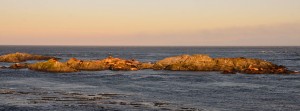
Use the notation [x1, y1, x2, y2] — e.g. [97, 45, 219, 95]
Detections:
[0, 0, 299, 46]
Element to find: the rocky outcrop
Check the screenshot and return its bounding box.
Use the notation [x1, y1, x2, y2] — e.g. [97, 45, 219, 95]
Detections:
[1, 52, 296, 74]
[153, 54, 215, 71]
[28, 57, 154, 72]
[153, 54, 293, 74]
[28, 59, 77, 73]
[102, 56, 141, 71]
[101, 57, 154, 71]
[66, 57, 153, 71]
[0, 52, 57, 63]
[66, 58, 108, 71]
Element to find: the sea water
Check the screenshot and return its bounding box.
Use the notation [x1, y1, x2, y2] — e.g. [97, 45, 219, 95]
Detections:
[0, 46, 299, 111]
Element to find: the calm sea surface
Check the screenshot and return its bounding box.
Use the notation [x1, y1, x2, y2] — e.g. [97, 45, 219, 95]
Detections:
[0, 46, 299, 111]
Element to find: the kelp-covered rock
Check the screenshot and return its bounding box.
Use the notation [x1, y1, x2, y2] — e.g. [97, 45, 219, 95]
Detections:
[9, 63, 29, 69]
[28, 59, 77, 73]
[0, 52, 57, 63]
[154, 54, 293, 74]
[66, 58, 108, 71]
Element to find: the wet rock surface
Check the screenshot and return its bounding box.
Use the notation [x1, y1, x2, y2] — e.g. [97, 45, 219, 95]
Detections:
[9, 63, 29, 69]
[0, 52, 57, 63]
[0, 66, 8, 69]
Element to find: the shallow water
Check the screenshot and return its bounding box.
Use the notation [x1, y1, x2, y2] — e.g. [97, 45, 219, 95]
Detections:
[0, 46, 300, 111]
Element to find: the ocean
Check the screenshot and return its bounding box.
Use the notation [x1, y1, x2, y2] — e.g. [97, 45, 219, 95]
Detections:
[0, 46, 299, 111]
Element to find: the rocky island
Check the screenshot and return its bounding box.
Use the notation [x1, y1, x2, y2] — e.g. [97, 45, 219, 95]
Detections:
[1, 52, 297, 74]
[153, 54, 293, 74]
[28, 57, 153, 73]
[0, 52, 58, 63]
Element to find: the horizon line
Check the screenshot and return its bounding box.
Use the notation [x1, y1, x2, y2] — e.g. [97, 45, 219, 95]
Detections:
[0, 45, 299, 47]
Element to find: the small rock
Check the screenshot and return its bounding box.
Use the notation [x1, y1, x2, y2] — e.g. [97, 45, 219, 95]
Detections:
[9, 63, 28, 69]
[0, 66, 7, 69]
[221, 69, 237, 74]
[0, 89, 16, 94]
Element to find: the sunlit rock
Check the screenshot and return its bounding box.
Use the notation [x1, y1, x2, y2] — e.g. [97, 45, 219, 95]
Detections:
[66, 58, 108, 71]
[28, 59, 77, 73]
[153, 54, 216, 71]
[101, 56, 140, 71]
[154, 54, 293, 74]
[66, 57, 152, 71]
[0, 52, 58, 63]
[3, 52, 295, 74]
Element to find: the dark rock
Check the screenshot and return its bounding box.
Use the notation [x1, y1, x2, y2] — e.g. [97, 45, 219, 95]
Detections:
[153, 102, 169, 107]
[221, 69, 237, 74]
[0, 89, 16, 94]
[0, 66, 7, 69]
[289, 71, 300, 74]
[120, 102, 127, 105]
[0, 52, 58, 63]
[9, 63, 28, 69]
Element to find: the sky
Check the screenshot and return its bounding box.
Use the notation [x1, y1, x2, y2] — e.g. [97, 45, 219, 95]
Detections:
[0, 0, 299, 46]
